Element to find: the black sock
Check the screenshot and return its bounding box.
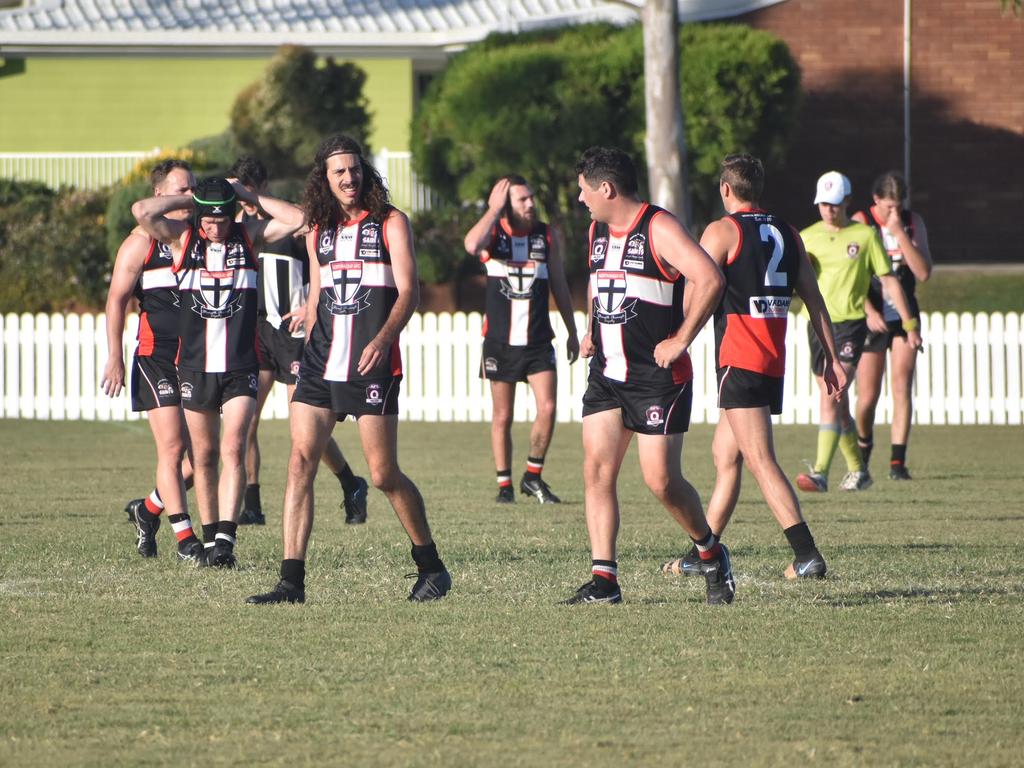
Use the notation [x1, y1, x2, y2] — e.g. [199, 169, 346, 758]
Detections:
[783, 522, 817, 560]
[216, 520, 238, 551]
[891, 444, 907, 465]
[280, 559, 305, 590]
[411, 542, 445, 573]
[858, 433, 874, 468]
[201, 523, 218, 548]
[591, 559, 618, 592]
[336, 464, 360, 495]
[244, 484, 261, 512]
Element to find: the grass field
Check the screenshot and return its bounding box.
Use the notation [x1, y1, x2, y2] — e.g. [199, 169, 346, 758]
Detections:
[1, 418, 1022, 767]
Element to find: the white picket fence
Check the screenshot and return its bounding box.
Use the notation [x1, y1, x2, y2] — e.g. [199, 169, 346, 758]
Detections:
[1, 311, 1021, 425]
[0, 150, 161, 190]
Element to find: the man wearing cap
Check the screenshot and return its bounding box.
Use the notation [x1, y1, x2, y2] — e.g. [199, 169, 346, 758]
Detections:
[796, 171, 922, 493]
[132, 177, 304, 566]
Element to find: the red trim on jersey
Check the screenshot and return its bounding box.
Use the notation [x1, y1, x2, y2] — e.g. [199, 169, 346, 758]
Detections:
[240, 223, 256, 257]
[671, 352, 693, 385]
[648, 210, 680, 283]
[142, 237, 158, 267]
[719, 314, 788, 377]
[726, 216, 744, 266]
[481, 316, 489, 338]
[380, 213, 391, 253]
[137, 313, 155, 357]
[340, 210, 370, 228]
[390, 340, 403, 376]
[173, 230, 194, 273]
[608, 203, 649, 239]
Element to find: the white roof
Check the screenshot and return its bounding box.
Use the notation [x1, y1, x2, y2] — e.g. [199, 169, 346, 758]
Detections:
[0, 0, 787, 55]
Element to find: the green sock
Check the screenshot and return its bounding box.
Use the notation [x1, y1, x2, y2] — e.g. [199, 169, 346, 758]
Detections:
[839, 427, 864, 471]
[814, 426, 841, 475]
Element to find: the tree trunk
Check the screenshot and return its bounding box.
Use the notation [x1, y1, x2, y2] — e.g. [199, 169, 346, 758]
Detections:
[642, 0, 690, 227]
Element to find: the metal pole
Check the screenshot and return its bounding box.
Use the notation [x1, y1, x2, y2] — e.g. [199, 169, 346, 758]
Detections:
[904, 0, 912, 201]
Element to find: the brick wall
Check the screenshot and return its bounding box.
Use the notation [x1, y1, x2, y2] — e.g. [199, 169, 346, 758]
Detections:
[736, 0, 1024, 263]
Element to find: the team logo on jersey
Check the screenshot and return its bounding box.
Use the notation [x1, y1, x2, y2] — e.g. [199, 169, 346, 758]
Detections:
[501, 260, 538, 300]
[359, 247, 380, 260]
[193, 269, 243, 319]
[846, 242, 861, 259]
[590, 237, 608, 265]
[365, 383, 383, 405]
[625, 233, 646, 259]
[529, 234, 547, 260]
[180, 382, 193, 400]
[318, 231, 335, 256]
[156, 243, 173, 262]
[326, 260, 371, 315]
[749, 296, 792, 318]
[593, 270, 637, 325]
[645, 405, 665, 428]
[225, 242, 248, 268]
[361, 223, 380, 245]
[156, 379, 175, 398]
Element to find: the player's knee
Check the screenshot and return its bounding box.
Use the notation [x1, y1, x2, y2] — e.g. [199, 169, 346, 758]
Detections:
[535, 398, 556, 421]
[369, 463, 401, 493]
[643, 473, 674, 501]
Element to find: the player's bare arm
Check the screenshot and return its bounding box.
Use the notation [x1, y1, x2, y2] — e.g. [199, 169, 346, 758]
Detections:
[652, 213, 725, 368]
[793, 234, 847, 398]
[232, 180, 305, 249]
[464, 178, 510, 256]
[891, 210, 932, 282]
[101, 231, 151, 398]
[356, 210, 419, 376]
[131, 194, 192, 249]
[878, 273, 923, 349]
[697, 217, 739, 269]
[547, 226, 580, 363]
[303, 230, 321, 344]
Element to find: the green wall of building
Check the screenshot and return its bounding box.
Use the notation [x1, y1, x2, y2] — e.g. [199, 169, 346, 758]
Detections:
[0, 55, 413, 154]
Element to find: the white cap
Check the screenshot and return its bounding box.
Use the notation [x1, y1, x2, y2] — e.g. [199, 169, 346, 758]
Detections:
[813, 171, 851, 205]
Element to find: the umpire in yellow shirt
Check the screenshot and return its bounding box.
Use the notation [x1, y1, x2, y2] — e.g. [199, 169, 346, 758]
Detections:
[796, 171, 922, 493]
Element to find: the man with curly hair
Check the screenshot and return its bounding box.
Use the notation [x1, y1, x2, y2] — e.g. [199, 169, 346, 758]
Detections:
[247, 135, 451, 605]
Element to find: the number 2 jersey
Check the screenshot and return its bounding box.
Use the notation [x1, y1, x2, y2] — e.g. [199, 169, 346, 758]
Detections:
[587, 203, 691, 387]
[305, 209, 402, 383]
[714, 209, 802, 377]
[481, 218, 554, 346]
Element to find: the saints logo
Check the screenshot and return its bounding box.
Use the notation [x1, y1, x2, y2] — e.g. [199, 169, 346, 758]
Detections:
[500, 260, 538, 300]
[593, 270, 637, 325]
[193, 269, 242, 319]
[325, 260, 371, 316]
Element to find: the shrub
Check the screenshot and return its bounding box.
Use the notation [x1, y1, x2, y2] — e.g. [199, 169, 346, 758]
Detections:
[0, 185, 110, 312]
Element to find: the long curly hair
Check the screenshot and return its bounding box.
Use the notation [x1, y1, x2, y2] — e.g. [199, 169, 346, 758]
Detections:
[303, 134, 391, 230]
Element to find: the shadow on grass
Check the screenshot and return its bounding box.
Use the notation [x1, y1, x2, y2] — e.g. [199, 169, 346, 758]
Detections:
[819, 584, 1024, 607]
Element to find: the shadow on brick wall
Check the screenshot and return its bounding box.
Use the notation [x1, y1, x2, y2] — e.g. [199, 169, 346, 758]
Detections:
[762, 71, 1024, 264]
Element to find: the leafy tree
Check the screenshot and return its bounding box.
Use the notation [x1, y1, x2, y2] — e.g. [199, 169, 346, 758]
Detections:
[0, 184, 110, 312]
[412, 22, 800, 232]
[231, 45, 372, 178]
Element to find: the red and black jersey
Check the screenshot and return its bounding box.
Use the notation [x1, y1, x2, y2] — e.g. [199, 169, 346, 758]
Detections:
[133, 238, 180, 362]
[860, 208, 920, 321]
[304, 209, 402, 383]
[587, 203, 691, 386]
[173, 223, 259, 373]
[714, 209, 802, 377]
[481, 218, 554, 346]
